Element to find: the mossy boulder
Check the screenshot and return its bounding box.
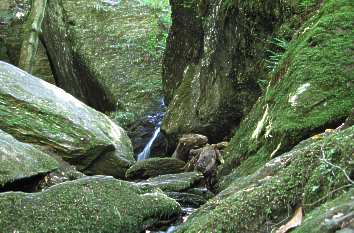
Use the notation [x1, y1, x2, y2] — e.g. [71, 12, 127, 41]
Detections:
[0, 176, 181, 233]
[42, 0, 165, 121]
[0, 0, 55, 83]
[161, 0, 321, 147]
[220, 0, 354, 178]
[176, 125, 354, 233]
[0, 129, 58, 189]
[293, 189, 354, 233]
[137, 172, 204, 192]
[0, 61, 134, 178]
[126, 158, 186, 180]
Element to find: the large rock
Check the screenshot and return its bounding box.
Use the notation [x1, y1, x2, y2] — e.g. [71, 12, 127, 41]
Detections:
[0, 129, 58, 190]
[42, 0, 166, 121]
[176, 125, 354, 233]
[172, 134, 208, 161]
[126, 158, 186, 180]
[0, 0, 55, 83]
[0, 176, 181, 233]
[137, 172, 204, 192]
[0, 61, 134, 178]
[162, 0, 313, 147]
[220, 0, 354, 178]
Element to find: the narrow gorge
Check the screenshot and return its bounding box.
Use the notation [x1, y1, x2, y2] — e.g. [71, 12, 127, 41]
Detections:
[0, 0, 353, 232]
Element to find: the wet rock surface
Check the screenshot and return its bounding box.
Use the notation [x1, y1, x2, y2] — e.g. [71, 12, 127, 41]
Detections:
[136, 172, 204, 192]
[126, 157, 186, 180]
[0, 61, 134, 178]
[172, 134, 208, 162]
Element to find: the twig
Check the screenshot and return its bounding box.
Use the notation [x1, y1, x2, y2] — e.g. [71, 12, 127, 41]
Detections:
[319, 146, 354, 184]
[304, 184, 353, 207]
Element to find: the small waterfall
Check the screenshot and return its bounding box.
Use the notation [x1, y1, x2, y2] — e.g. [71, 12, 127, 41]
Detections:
[137, 98, 165, 161]
[137, 126, 161, 161]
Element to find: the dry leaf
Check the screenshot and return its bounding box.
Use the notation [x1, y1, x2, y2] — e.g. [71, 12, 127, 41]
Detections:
[276, 207, 303, 233]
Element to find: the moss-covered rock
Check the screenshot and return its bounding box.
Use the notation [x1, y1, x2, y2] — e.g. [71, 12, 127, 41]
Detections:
[161, 0, 322, 147]
[0, 176, 181, 233]
[175, 125, 354, 233]
[0, 0, 55, 83]
[293, 189, 354, 233]
[126, 158, 186, 180]
[220, 0, 354, 178]
[0, 61, 134, 178]
[42, 0, 165, 122]
[136, 172, 204, 192]
[0, 129, 58, 188]
[165, 191, 209, 208]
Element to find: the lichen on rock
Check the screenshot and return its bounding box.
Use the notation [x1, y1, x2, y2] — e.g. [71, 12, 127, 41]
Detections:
[0, 61, 134, 178]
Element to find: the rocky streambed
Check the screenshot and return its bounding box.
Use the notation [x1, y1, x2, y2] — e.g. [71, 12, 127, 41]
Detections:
[0, 0, 353, 232]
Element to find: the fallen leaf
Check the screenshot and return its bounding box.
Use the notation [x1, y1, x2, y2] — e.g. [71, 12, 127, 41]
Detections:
[276, 207, 303, 233]
[311, 134, 323, 140]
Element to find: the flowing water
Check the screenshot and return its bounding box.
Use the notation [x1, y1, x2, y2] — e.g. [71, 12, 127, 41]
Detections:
[137, 98, 165, 160]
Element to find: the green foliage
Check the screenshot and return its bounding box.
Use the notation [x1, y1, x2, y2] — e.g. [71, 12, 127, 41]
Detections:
[265, 37, 289, 73]
[138, 0, 171, 60]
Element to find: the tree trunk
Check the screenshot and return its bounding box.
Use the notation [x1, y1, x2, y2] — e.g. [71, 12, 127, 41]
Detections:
[18, 0, 47, 73]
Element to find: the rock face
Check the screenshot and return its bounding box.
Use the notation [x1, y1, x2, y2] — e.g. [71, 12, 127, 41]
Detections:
[126, 158, 185, 180]
[0, 0, 55, 83]
[163, 0, 309, 146]
[176, 125, 354, 233]
[42, 0, 165, 121]
[0, 61, 134, 178]
[220, 0, 354, 178]
[0, 176, 181, 233]
[0, 129, 58, 189]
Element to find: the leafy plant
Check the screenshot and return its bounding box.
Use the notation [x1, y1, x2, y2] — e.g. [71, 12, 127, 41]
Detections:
[265, 37, 289, 73]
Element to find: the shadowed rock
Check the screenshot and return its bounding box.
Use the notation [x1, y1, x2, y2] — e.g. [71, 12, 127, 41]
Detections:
[0, 129, 58, 190]
[126, 157, 186, 180]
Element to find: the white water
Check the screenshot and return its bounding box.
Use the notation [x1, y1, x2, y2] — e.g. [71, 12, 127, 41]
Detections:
[137, 98, 165, 161]
[137, 126, 161, 161]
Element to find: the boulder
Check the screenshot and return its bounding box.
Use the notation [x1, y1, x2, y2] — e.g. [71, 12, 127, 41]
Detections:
[136, 172, 204, 192]
[0, 129, 58, 191]
[176, 125, 354, 233]
[0, 176, 181, 233]
[172, 134, 208, 162]
[42, 0, 165, 120]
[126, 158, 186, 180]
[220, 0, 354, 178]
[165, 192, 208, 208]
[0, 61, 134, 178]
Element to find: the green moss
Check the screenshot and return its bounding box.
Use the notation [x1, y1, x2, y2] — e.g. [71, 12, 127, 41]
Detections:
[0, 176, 181, 232]
[220, 0, 354, 178]
[136, 172, 204, 192]
[126, 158, 186, 180]
[43, 0, 167, 124]
[292, 189, 354, 233]
[0, 61, 134, 178]
[0, 129, 58, 187]
[176, 126, 354, 233]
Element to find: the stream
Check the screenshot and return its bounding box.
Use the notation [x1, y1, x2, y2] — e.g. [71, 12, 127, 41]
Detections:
[138, 98, 165, 160]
